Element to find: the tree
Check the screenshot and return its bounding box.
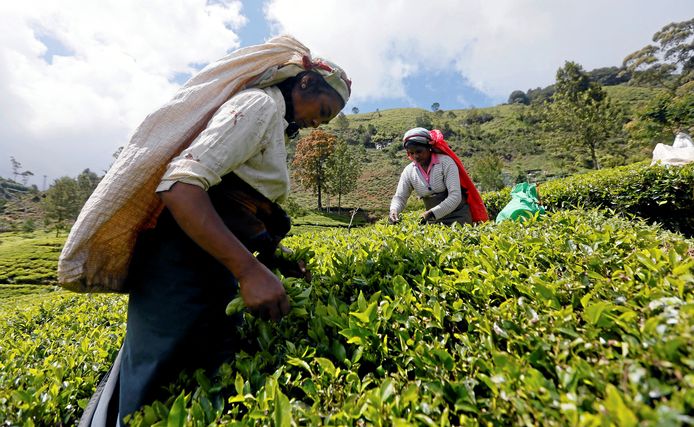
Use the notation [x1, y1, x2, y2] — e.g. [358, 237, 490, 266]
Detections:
[325, 140, 363, 213]
[622, 18, 694, 95]
[19, 170, 34, 186]
[472, 154, 505, 191]
[334, 112, 349, 130]
[76, 169, 101, 204]
[587, 66, 630, 86]
[8, 157, 33, 186]
[544, 61, 623, 170]
[351, 107, 359, 115]
[291, 129, 337, 210]
[431, 102, 440, 112]
[415, 113, 433, 129]
[621, 19, 694, 143]
[526, 86, 555, 104]
[626, 92, 694, 142]
[508, 90, 530, 105]
[441, 122, 456, 139]
[10, 157, 21, 181]
[555, 62, 593, 100]
[461, 108, 493, 126]
[43, 176, 81, 235]
[360, 133, 373, 148]
[41, 169, 100, 234]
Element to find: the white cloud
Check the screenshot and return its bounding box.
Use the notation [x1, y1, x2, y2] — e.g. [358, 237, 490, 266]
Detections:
[0, 0, 691, 182]
[264, 0, 692, 100]
[0, 0, 245, 184]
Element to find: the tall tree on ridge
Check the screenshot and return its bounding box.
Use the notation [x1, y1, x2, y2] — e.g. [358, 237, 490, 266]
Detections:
[622, 17, 694, 95]
[545, 61, 623, 170]
[623, 18, 694, 142]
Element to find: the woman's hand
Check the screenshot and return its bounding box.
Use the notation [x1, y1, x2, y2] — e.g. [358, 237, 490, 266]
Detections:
[389, 211, 400, 223]
[160, 182, 290, 321]
[296, 259, 312, 281]
[261, 253, 313, 282]
[237, 260, 290, 320]
[419, 210, 434, 224]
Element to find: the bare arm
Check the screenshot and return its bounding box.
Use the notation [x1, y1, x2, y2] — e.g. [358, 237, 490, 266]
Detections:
[389, 167, 414, 221]
[159, 182, 289, 320]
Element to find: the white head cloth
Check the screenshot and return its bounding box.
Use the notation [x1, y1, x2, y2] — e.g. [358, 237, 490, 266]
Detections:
[402, 127, 432, 147]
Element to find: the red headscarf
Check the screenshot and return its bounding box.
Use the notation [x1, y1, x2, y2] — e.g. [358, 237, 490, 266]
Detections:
[428, 129, 489, 222]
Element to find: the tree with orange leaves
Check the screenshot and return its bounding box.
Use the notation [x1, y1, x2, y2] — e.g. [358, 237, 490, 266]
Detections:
[291, 129, 336, 210]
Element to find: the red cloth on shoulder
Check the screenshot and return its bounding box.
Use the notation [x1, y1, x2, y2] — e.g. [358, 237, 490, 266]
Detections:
[429, 129, 489, 222]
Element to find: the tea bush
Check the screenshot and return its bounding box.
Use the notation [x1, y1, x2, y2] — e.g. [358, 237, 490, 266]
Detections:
[483, 162, 694, 236]
[0, 292, 126, 425]
[0, 232, 63, 285]
[1, 210, 692, 425]
[71, 210, 694, 425]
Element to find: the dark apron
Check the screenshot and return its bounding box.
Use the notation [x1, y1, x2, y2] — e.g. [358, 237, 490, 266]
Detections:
[79, 173, 291, 426]
[422, 188, 472, 226]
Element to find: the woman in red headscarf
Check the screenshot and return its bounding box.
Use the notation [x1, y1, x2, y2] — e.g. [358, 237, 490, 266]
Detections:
[389, 127, 488, 226]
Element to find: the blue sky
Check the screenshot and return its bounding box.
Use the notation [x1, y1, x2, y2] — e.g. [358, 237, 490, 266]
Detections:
[0, 0, 691, 184]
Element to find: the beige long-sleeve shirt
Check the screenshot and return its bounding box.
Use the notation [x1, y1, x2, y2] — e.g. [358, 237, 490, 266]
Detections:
[156, 86, 290, 203]
[389, 154, 462, 219]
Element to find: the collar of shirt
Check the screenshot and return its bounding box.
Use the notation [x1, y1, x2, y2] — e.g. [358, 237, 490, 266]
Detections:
[264, 86, 289, 129]
[414, 152, 440, 186]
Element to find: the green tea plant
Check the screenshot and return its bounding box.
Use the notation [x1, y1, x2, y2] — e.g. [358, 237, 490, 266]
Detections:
[484, 162, 694, 236]
[0, 208, 691, 425]
[0, 232, 64, 285]
[0, 292, 126, 426]
[122, 210, 692, 426]
[0, 284, 58, 304]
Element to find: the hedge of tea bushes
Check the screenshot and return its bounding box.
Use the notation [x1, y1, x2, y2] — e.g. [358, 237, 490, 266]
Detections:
[1, 210, 692, 425]
[122, 210, 693, 426]
[0, 232, 63, 286]
[0, 162, 690, 424]
[483, 162, 694, 236]
[0, 292, 126, 426]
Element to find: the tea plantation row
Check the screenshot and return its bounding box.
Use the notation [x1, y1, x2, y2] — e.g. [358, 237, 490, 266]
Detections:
[484, 162, 694, 236]
[1, 209, 692, 426]
[0, 232, 62, 286]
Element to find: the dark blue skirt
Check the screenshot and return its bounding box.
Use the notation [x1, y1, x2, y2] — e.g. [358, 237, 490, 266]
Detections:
[118, 210, 240, 422]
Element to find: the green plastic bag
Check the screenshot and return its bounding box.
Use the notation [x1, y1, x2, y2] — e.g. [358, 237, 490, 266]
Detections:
[495, 182, 545, 223]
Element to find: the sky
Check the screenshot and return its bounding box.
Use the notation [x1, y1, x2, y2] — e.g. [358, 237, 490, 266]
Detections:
[0, 0, 691, 187]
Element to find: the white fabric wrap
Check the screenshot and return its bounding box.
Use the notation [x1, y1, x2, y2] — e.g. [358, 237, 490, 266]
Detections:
[651, 133, 694, 167]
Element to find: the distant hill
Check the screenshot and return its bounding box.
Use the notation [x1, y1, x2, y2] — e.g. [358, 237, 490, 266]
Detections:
[0, 84, 669, 227]
[287, 84, 664, 216]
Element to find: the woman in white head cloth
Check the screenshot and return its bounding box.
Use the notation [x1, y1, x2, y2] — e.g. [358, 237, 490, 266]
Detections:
[70, 35, 351, 425]
[389, 127, 488, 226]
